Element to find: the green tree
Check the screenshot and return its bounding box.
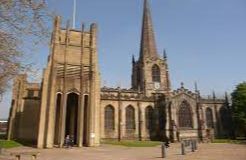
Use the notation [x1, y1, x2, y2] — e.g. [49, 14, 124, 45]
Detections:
[231, 82, 246, 137]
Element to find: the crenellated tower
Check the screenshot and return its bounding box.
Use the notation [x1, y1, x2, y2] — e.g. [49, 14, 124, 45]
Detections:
[37, 16, 101, 148]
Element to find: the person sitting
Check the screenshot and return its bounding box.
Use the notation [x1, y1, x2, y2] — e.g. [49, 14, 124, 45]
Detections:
[64, 135, 70, 148]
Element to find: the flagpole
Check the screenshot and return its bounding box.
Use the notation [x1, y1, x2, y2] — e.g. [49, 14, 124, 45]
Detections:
[72, 0, 76, 29]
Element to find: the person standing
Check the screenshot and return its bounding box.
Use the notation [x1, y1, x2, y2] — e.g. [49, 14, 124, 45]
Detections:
[65, 135, 70, 148]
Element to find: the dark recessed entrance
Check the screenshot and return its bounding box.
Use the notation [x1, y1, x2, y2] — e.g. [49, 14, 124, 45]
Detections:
[65, 93, 79, 145]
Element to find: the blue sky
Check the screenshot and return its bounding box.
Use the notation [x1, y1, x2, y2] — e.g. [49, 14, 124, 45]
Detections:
[0, 0, 246, 119]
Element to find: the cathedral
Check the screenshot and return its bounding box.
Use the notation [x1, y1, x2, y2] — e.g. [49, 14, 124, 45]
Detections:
[7, 0, 231, 148]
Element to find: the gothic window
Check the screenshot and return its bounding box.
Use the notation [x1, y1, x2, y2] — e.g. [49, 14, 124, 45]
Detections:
[206, 108, 214, 128]
[152, 64, 160, 82]
[126, 105, 135, 130]
[145, 106, 154, 130]
[105, 105, 115, 130]
[178, 101, 193, 128]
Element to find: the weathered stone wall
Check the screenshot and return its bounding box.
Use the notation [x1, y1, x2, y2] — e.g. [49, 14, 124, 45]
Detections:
[7, 74, 41, 143]
[17, 99, 40, 143]
[100, 89, 164, 141]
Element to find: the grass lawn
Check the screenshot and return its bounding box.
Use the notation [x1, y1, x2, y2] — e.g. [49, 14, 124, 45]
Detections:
[212, 139, 246, 144]
[101, 140, 162, 147]
[0, 140, 22, 148]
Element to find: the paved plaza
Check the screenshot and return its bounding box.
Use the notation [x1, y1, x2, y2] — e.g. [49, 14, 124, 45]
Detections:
[0, 143, 246, 160]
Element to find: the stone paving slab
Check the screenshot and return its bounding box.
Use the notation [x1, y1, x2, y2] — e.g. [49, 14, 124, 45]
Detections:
[0, 143, 245, 160]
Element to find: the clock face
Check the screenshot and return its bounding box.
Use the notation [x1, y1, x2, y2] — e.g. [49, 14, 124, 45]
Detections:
[154, 82, 160, 89]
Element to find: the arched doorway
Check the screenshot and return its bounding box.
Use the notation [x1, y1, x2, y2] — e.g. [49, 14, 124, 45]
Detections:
[54, 93, 62, 145]
[65, 93, 79, 145]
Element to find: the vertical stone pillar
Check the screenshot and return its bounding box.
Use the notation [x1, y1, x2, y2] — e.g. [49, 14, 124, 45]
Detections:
[165, 102, 170, 139]
[120, 103, 125, 139]
[58, 20, 70, 148]
[212, 107, 217, 136]
[200, 107, 207, 141]
[37, 69, 49, 148]
[40, 16, 61, 148]
[193, 106, 198, 131]
[45, 67, 57, 148]
[141, 105, 147, 140]
[118, 91, 123, 141]
[77, 23, 85, 148]
[77, 94, 84, 147]
[171, 104, 178, 142]
[135, 105, 139, 140]
[138, 102, 144, 140]
[87, 23, 100, 147]
[7, 76, 24, 140]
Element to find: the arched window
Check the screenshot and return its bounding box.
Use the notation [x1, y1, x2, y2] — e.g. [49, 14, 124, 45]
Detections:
[105, 105, 115, 130]
[126, 105, 135, 130]
[178, 101, 193, 128]
[206, 108, 214, 128]
[145, 106, 154, 130]
[152, 64, 160, 82]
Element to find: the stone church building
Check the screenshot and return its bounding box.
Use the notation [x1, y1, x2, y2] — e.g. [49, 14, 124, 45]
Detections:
[7, 0, 231, 148]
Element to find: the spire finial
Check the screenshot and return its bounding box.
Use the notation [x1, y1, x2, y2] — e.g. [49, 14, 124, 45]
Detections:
[132, 54, 135, 64]
[163, 49, 167, 60]
[194, 81, 198, 92]
[139, 0, 158, 60]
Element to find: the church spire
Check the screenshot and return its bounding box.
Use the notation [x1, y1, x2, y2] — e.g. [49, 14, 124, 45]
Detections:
[139, 0, 158, 60]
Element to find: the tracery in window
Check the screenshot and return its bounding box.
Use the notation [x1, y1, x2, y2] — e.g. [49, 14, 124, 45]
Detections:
[178, 101, 193, 128]
[152, 64, 160, 82]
